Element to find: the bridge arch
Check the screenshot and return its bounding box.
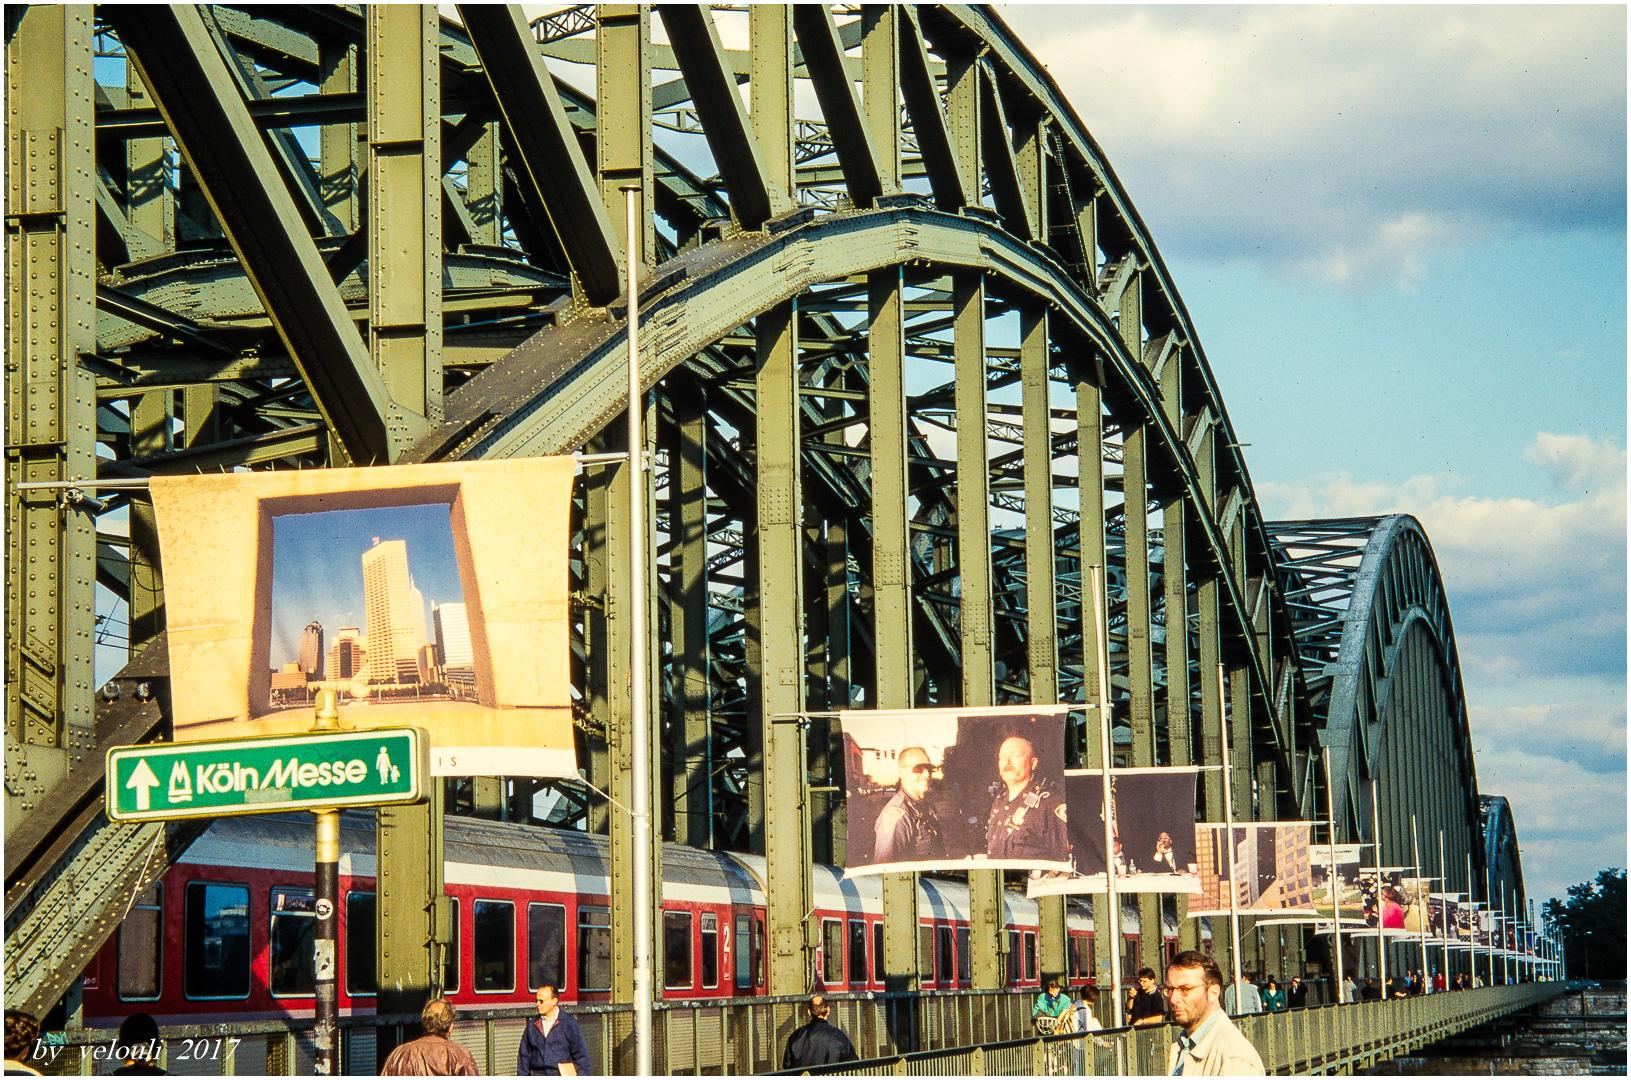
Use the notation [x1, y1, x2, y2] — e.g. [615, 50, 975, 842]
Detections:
[3, 5, 1524, 1023]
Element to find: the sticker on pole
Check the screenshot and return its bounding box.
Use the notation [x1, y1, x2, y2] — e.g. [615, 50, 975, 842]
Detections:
[106, 728, 428, 821]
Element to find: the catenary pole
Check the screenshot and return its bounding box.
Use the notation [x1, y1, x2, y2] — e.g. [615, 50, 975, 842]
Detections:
[1371, 778, 1387, 991]
[311, 690, 340, 1076]
[624, 185, 654, 1078]
[1087, 565, 1122, 1022]
[1217, 664, 1243, 998]
[1322, 747, 1345, 1002]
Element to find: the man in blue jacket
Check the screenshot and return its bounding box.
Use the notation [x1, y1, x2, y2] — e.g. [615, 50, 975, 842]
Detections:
[517, 984, 592, 1076]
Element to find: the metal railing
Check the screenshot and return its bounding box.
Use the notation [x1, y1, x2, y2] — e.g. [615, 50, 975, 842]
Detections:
[774, 982, 1572, 1076]
[34, 986, 1041, 1076]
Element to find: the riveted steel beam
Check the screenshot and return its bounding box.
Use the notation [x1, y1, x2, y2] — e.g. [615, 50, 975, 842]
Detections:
[792, 4, 884, 208]
[459, 4, 622, 304]
[660, 6, 785, 230]
[978, 62, 1036, 242]
[597, 5, 654, 258]
[750, 6, 795, 209]
[748, 300, 813, 995]
[5, 5, 98, 816]
[869, 264, 919, 1036]
[899, 7, 967, 211]
[955, 271, 1001, 992]
[367, 5, 441, 428]
[106, 5, 393, 465]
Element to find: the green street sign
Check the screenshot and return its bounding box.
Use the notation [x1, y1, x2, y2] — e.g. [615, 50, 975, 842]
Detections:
[106, 728, 428, 822]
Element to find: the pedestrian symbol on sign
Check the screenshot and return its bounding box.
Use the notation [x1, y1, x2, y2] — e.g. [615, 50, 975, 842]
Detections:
[376, 746, 398, 785]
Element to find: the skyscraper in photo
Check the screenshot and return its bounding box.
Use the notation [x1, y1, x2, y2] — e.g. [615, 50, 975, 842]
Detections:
[326, 627, 366, 681]
[361, 538, 427, 683]
[299, 620, 324, 679]
[433, 602, 475, 690]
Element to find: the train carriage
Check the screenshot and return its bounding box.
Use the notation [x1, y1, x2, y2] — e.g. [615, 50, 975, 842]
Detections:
[79, 812, 1170, 1029]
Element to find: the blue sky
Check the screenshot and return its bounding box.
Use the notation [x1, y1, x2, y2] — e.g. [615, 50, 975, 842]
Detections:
[268, 505, 465, 670]
[1000, 4, 1626, 910]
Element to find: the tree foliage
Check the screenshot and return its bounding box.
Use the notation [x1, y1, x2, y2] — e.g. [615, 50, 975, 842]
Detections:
[1542, 868, 1626, 981]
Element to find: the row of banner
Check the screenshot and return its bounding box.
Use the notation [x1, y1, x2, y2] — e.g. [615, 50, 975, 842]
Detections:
[840, 706, 1547, 955]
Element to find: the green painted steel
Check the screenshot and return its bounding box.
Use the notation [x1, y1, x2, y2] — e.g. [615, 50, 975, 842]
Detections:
[5, 5, 1525, 1032]
[105, 729, 427, 821]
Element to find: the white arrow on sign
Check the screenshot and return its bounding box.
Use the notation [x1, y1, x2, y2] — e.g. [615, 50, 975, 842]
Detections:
[126, 759, 160, 811]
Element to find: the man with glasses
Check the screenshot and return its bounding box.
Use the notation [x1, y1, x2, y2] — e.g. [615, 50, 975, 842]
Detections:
[1163, 951, 1265, 1075]
[517, 984, 591, 1075]
[874, 747, 946, 863]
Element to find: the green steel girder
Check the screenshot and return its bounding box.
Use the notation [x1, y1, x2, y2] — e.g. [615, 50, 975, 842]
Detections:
[459, 4, 622, 305]
[105, 4, 395, 465]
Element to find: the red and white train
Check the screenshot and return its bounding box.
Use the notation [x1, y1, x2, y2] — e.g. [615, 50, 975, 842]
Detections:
[79, 812, 1177, 1027]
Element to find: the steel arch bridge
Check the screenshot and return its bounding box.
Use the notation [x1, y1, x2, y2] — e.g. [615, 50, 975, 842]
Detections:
[4, 4, 1525, 1022]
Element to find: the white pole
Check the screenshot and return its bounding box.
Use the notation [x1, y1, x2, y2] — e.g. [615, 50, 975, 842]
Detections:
[623, 186, 654, 1078]
[1474, 854, 1487, 991]
[1485, 861, 1496, 987]
[1217, 665, 1243, 1000]
[1322, 747, 1345, 1003]
[1371, 779, 1387, 991]
[1411, 817, 1427, 989]
[1087, 565, 1122, 1021]
[1438, 830, 1449, 988]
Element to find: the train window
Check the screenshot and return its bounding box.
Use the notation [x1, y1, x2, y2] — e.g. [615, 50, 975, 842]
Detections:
[936, 927, 953, 987]
[346, 892, 377, 996]
[578, 907, 612, 992]
[872, 922, 884, 983]
[734, 915, 752, 990]
[473, 899, 515, 993]
[821, 919, 843, 986]
[1006, 930, 1021, 986]
[184, 882, 250, 1000]
[1068, 936, 1084, 981]
[663, 911, 693, 990]
[527, 903, 566, 991]
[755, 919, 766, 986]
[700, 914, 719, 989]
[918, 925, 933, 981]
[443, 898, 460, 994]
[848, 920, 867, 986]
[956, 927, 970, 984]
[117, 884, 162, 1001]
[269, 888, 317, 997]
[1023, 931, 1037, 982]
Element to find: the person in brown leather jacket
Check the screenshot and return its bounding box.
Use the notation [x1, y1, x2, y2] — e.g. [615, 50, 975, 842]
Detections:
[381, 997, 478, 1076]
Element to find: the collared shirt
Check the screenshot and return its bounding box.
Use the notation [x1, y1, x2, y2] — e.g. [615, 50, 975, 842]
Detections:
[1173, 1009, 1225, 1075]
[539, 1009, 559, 1038]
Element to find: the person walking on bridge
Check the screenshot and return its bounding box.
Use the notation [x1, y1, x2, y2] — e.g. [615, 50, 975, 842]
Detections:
[1163, 951, 1265, 1076]
[783, 994, 858, 1070]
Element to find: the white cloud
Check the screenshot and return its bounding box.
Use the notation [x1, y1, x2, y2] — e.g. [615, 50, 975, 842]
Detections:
[1258, 432, 1627, 906]
[998, 5, 1626, 286]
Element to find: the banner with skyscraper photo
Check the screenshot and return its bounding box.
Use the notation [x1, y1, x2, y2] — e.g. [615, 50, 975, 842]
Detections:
[1027, 767, 1203, 897]
[151, 458, 579, 777]
[1186, 823, 1324, 917]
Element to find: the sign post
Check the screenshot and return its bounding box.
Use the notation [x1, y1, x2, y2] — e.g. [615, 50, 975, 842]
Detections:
[107, 694, 426, 1074]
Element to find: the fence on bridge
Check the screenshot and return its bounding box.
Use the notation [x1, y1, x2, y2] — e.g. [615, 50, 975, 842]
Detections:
[777, 983, 1569, 1077]
[36, 982, 1562, 1076]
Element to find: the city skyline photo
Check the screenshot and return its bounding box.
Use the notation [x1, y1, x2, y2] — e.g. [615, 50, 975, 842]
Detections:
[268, 504, 470, 696]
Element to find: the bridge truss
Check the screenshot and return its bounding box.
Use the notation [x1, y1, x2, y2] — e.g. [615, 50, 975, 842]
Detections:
[4, 4, 1513, 1028]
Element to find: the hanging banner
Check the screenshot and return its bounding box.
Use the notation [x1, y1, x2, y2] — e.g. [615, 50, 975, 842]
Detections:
[1308, 843, 1368, 924]
[1187, 823, 1322, 916]
[1356, 867, 1423, 936]
[1027, 767, 1203, 897]
[150, 460, 579, 778]
[839, 705, 1071, 877]
[1400, 876, 1437, 933]
[1453, 902, 1477, 945]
